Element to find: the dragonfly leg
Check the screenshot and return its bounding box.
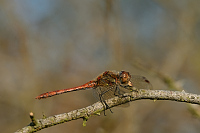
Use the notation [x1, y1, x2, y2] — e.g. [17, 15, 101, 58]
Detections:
[103, 100, 113, 114]
[114, 86, 124, 97]
[98, 93, 113, 116]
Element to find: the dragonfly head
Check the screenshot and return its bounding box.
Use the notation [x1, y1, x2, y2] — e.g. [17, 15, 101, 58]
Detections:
[119, 71, 132, 86]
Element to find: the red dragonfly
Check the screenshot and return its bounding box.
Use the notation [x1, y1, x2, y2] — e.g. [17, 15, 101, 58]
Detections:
[35, 70, 152, 114]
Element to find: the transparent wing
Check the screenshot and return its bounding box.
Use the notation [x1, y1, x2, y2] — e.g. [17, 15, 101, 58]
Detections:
[130, 75, 153, 90]
[93, 75, 152, 101]
[94, 85, 118, 100]
[93, 85, 130, 107]
[93, 84, 133, 99]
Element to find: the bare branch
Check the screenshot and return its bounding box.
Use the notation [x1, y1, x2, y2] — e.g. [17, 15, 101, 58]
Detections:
[15, 89, 200, 133]
[132, 59, 200, 118]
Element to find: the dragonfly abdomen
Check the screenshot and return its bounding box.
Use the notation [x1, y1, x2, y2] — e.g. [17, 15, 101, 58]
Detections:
[35, 81, 97, 99]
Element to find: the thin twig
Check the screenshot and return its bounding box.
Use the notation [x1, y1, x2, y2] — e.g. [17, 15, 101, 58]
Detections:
[29, 112, 37, 126]
[15, 89, 200, 133]
[132, 59, 200, 117]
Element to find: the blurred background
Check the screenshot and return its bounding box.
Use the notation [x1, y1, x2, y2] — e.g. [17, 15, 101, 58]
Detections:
[1, 0, 200, 133]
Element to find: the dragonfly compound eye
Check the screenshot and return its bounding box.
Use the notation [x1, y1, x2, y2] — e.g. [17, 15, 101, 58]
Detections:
[119, 71, 131, 85]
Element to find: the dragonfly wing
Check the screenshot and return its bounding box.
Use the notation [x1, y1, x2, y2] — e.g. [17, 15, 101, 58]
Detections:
[94, 85, 117, 100]
[130, 75, 153, 90]
[93, 85, 130, 107]
[94, 84, 132, 100]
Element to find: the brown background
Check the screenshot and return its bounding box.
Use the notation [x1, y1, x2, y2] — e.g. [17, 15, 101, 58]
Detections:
[1, 0, 200, 133]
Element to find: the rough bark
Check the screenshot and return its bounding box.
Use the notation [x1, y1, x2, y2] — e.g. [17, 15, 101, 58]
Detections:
[15, 89, 200, 133]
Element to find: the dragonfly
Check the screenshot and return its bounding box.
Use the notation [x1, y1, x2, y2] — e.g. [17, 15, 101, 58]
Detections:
[35, 70, 152, 115]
